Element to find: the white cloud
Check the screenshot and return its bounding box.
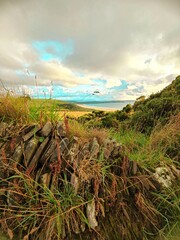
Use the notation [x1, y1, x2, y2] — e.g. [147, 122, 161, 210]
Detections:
[0, 0, 179, 99]
[30, 60, 92, 87]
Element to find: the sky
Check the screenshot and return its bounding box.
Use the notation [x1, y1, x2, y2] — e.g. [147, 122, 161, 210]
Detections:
[0, 0, 179, 102]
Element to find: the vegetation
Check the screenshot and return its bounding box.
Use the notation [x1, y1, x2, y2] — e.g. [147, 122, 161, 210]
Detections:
[77, 76, 180, 238]
[0, 96, 93, 124]
[0, 76, 179, 239]
[78, 75, 180, 163]
[1, 125, 178, 240]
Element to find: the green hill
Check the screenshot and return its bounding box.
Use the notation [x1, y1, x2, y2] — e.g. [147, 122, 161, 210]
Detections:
[78, 75, 180, 135]
[131, 75, 180, 134]
[77, 75, 180, 165]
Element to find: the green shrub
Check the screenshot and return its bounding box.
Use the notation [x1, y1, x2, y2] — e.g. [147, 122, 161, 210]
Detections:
[101, 115, 119, 128]
[115, 110, 129, 121]
[122, 104, 132, 113]
[92, 110, 105, 117]
[131, 110, 155, 134]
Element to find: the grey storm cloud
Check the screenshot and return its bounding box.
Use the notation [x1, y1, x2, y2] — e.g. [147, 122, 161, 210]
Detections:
[0, 0, 179, 96]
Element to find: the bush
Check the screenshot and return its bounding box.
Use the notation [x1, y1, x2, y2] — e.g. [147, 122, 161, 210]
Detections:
[131, 110, 155, 134]
[101, 115, 119, 128]
[115, 111, 129, 121]
[129, 76, 180, 134]
[92, 110, 105, 117]
[145, 98, 174, 118]
[122, 104, 132, 113]
[84, 119, 103, 128]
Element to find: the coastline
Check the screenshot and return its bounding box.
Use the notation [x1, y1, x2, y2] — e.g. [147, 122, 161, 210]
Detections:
[76, 104, 116, 112]
[74, 100, 134, 112]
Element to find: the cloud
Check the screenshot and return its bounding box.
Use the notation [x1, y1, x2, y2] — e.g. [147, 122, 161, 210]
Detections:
[30, 60, 93, 87]
[0, 0, 179, 100]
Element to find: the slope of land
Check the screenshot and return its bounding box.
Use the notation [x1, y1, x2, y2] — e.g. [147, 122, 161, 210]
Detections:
[78, 75, 180, 133]
[78, 75, 180, 165]
[0, 76, 179, 240]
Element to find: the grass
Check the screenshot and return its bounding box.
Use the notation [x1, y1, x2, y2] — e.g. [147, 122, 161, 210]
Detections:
[0, 94, 93, 125]
[110, 115, 179, 168]
[65, 111, 91, 118]
[153, 187, 180, 240]
[0, 95, 29, 124]
[68, 119, 108, 144]
[109, 117, 180, 239]
[0, 93, 179, 239]
[111, 128, 148, 152]
[1, 155, 167, 240]
[0, 166, 89, 240]
[149, 113, 180, 164]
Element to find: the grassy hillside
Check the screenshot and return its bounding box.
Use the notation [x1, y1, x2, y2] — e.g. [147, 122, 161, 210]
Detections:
[78, 75, 180, 134]
[78, 76, 180, 163]
[0, 97, 93, 124]
[131, 75, 180, 134]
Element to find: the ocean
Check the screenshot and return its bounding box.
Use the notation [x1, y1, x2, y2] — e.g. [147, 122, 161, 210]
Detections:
[74, 100, 135, 110]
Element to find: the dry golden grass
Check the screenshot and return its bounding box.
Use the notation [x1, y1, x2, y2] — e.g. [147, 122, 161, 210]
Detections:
[77, 159, 102, 183]
[0, 95, 29, 123]
[68, 119, 108, 144]
[59, 111, 91, 118]
[0, 94, 92, 124]
[150, 113, 180, 151]
[147, 113, 180, 165]
[90, 128, 109, 145]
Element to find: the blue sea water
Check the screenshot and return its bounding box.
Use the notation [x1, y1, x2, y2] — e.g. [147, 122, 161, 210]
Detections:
[75, 100, 135, 110]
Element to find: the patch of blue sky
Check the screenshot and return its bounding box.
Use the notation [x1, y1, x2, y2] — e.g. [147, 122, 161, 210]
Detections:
[64, 94, 106, 102]
[110, 80, 128, 90]
[30, 85, 75, 99]
[54, 87, 112, 102]
[32, 39, 74, 62]
[54, 85, 98, 102]
[29, 84, 108, 102]
[71, 84, 95, 92]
